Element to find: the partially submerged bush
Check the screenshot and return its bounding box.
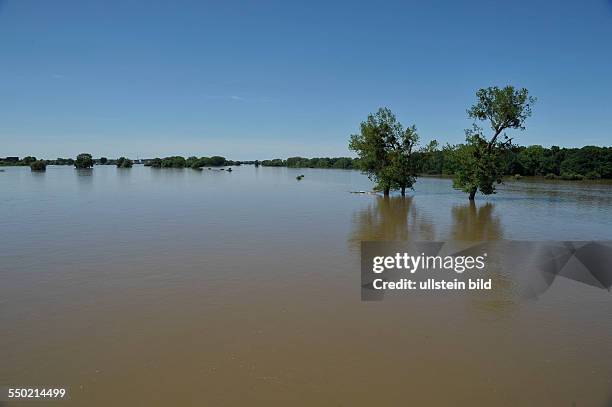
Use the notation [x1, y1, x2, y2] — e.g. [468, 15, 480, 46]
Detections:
[116, 157, 133, 168]
[22, 156, 37, 165]
[30, 160, 46, 171]
[188, 156, 232, 169]
[161, 156, 186, 168]
[74, 153, 94, 169]
[190, 158, 209, 169]
[585, 171, 601, 180]
[146, 158, 163, 168]
[560, 172, 584, 180]
[144, 156, 186, 168]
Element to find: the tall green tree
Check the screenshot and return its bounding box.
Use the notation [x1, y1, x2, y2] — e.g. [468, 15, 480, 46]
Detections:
[389, 124, 419, 195]
[349, 108, 418, 196]
[453, 86, 536, 200]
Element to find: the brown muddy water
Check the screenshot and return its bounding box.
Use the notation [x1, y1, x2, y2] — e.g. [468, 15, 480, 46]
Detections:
[1, 165, 612, 406]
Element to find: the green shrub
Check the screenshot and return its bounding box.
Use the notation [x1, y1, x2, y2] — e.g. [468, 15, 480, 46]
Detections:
[146, 158, 163, 168]
[160, 156, 186, 168]
[560, 172, 584, 180]
[74, 153, 94, 169]
[209, 156, 227, 166]
[116, 157, 133, 168]
[585, 171, 601, 180]
[30, 160, 46, 171]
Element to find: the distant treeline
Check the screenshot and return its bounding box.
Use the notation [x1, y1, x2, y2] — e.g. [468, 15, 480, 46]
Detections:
[4, 145, 611, 179]
[0, 155, 243, 169]
[260, 145, 612, 179]
[416, 144, 612, 180]
[261, 157, 358, 169]
[144, 156, 241, 169]
[0, 156, 74, 166]
[0, 156, 129, 166]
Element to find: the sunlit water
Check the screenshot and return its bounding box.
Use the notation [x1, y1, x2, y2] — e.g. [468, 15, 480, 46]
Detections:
[1, 165, 611, 406]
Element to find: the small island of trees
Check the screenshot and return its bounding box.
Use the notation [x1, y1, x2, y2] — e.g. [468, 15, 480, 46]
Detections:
[74, 153, 94, 169]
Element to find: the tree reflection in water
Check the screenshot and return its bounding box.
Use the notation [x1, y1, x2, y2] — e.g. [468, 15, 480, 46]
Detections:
[450, 201, 503, 241]
[450, 202, 516, 315]
[348, 196, 435, 248]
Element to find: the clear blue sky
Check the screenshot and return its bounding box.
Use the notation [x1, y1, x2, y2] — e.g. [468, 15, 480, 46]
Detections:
[1, 0, 611, 160]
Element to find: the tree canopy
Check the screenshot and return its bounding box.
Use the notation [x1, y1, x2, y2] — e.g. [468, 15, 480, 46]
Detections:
[30, 160, 46, 171]
[454, 86, 536, 200]
[74, 153, 94, 169]
[116, 157, 133, 168]
[144, 156, 239, 169]
[349, 108, 419, 195]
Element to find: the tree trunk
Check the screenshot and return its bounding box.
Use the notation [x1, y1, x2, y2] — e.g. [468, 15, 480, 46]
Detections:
[468, 188, 477, 200]
[400, 186, 406, 196]
[383, 187, 390, 196]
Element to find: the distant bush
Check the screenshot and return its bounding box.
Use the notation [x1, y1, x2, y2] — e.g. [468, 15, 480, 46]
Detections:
[560, 172, 584, 180]
[49, 158, 74, 166]
[209, 156, 226, 166]
[281, 156, 357, 169]
[261, 159, 286, 167]
[22, 156, 37, 165]
[146, 158, 163, 168]
[116, 157, 133, 168]
[30, 160, 47, 171]
[159, 156, 186, 168]
[544, 173, 556, 179]
[190, 158, 206, 169]
[187, 156, 230, 169]
[585, 171, 601, 180]
[74, 153, 94, 169]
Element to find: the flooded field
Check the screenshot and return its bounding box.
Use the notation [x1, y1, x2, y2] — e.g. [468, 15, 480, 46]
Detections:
[1, 165, 611, 406]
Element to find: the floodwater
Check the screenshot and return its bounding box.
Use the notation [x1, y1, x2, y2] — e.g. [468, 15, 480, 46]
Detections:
[1, 165, 611, 406]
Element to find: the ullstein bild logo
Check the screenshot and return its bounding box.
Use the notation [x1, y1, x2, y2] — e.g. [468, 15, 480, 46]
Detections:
[360, 241, 612, 301]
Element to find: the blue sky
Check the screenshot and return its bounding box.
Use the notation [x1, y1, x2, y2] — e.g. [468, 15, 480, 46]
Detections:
[0, 0, 611, 160]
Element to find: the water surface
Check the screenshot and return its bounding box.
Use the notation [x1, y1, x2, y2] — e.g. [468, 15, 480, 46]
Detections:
[1, 165, 611, 406]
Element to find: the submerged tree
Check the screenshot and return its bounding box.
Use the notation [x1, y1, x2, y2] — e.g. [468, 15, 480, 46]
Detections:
[30, 160, 47, 171]
[454, 86, 536, 200]
[116, 157, 133, 168]
[349, 107, 419, 195]
[389, 124, 419, 195]
[74, 153, 94, 169]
